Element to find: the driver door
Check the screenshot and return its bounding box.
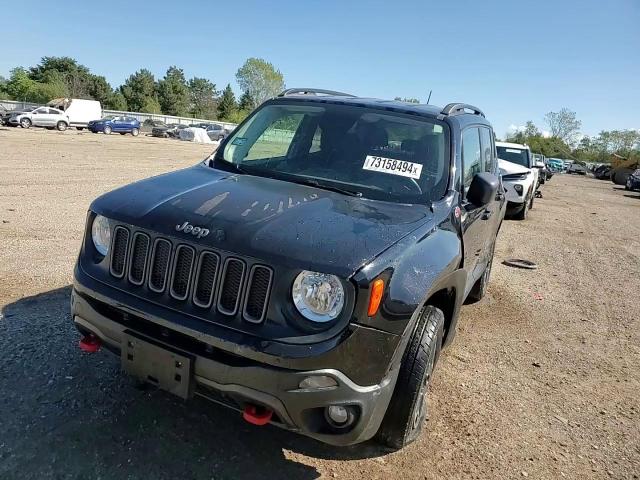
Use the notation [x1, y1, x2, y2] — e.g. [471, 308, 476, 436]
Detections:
[460, 127, 491, 294]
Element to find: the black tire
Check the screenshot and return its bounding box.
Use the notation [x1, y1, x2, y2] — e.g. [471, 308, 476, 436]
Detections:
[76, 127, 84, 131]
[20, 118, 32, 129]
[514, 195, 529, 220]
[467, 239, 496, 303]
[120, 132, 126, 135]
[529, 192, 535, 209]
[131, 128, 139, 137]
[377, 305, 444, 450]
[104, 125, 112, 135]
[56, 121, 68, 131]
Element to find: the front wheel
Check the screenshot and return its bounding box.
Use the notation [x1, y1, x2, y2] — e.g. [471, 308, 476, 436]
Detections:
[515, 196, 529, 220]
[103, 125, 112, 135]
[131, 128, 139, 137]
[376, 305, 444, 450]
[56, 121, 68, 131]
[20, 118, 32, 129]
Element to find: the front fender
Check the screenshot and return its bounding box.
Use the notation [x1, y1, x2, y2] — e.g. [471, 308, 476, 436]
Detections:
[352, 221, 464, 336]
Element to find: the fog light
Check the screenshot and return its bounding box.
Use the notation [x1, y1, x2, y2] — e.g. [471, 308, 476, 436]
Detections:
[326, 406, 349, 425]
[298, 375, 338, 390]
[514, 184, 524, 195]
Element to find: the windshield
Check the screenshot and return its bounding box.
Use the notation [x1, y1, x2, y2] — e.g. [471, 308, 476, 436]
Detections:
[219, 102, 450, 203]
[497, 146, 530, 168]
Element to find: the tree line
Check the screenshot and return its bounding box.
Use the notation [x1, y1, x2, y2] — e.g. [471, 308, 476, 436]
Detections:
[503, 108, 639, 163]
[0, 56, 285, 123]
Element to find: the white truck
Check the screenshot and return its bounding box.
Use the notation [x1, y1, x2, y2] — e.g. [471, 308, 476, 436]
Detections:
[47, 98, 102, 130]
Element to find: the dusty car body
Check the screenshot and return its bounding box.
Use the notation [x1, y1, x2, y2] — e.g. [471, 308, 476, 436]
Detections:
[72, 89, 505, 449]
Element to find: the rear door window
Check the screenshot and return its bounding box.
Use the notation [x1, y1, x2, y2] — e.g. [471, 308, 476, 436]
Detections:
[479, 127, 495, 174]
[462, 127, 482, 188]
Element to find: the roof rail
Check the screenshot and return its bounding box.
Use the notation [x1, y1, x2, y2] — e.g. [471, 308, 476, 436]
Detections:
[278, 88, 355, 98]
[441, 103, 485, 118]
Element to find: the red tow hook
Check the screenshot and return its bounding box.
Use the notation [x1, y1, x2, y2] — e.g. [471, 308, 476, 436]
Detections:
[242, 404, 273, 426]
[79, 334, 101, 353]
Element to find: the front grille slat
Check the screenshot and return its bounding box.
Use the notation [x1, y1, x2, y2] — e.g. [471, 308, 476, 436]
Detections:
[193, 252, 220, 308]
[217, 258, 246, 315]
[243, 265, 273, 323]
[148, 239, 172, 292]
[110, 227, 130, 278]
[128, 233, 150, 285]
[170, 245, 195, 300]
[108, 226, 272, 325]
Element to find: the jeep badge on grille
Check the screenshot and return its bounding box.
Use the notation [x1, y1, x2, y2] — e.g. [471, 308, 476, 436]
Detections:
[176, 221, 209, 239]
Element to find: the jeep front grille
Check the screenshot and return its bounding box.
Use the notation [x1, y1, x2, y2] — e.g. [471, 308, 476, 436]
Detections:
[107, 226, 272, 324]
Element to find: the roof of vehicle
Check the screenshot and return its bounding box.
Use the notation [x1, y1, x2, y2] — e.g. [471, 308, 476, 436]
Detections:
[269, 88, 491, 126]
[496, 141, 531, 150]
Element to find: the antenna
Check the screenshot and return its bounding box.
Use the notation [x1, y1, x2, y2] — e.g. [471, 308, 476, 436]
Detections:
[426, 90, 432, 105]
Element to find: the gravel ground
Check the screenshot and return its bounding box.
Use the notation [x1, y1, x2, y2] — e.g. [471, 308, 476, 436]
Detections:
[0, 126, 639, 479]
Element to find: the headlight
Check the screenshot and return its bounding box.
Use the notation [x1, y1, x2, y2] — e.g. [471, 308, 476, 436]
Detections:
[292, 271, 344, 322]
[91, 214, 111, 256]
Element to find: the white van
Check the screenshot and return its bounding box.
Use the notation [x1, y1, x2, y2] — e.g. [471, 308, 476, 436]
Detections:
[47, 98, 102, 130]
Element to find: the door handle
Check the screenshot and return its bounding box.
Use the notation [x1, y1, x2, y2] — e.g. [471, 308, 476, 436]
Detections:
[482, 209, 493, 220]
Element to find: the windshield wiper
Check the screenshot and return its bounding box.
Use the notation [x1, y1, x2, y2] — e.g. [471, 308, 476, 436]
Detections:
[292, 178, 363, 197]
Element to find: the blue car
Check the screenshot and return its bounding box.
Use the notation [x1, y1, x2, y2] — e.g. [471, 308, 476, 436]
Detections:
[88, 116, 141, 136]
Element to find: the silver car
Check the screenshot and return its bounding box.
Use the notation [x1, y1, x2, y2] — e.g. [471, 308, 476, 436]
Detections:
[9, 106, 70, 131]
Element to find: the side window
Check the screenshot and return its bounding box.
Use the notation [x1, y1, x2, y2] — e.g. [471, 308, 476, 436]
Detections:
[35, 107, 47, 114]
[479, 127, 495, 173]
[244, 114, 305, 161]
[462, 127, 482, 188]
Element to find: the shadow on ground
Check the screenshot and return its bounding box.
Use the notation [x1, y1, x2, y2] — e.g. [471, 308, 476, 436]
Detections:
[0, 287, 387, 480]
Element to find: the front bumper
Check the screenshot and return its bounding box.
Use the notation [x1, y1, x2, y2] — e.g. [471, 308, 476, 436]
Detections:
[71, 277, 399, 446]
[502, 180, 529, 205]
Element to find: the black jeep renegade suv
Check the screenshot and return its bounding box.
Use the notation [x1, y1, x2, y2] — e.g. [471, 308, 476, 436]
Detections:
[72, 88, 505, 449]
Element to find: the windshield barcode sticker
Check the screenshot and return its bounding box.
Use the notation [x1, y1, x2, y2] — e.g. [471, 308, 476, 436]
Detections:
[363, 155, 422, 179]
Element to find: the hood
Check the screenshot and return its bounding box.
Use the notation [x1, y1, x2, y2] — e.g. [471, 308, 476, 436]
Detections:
[499, 159, 530, 175]
[92, 165, 433, 277]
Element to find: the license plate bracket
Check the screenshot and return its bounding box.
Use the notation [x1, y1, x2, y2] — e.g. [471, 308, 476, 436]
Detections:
[121, 331, 194, 399]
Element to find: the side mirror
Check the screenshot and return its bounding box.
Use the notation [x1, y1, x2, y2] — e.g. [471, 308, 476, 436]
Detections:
[467, 172, 499, 207]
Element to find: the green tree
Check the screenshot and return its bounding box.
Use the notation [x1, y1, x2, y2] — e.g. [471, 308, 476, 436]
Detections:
[523, 121, 540, 139]
[545, 108, 582, 146]
[235, 58, 285, 109]
[217, 84, 237, 120]
[158, 66, 190, 116]
[120, 69, 158, 113]
[238, 91, 254, 112]
[188, 77, 218, 119]
[3, 67, 67, 103]
[106, 91, 128, 111]
[29, 56, 92, 98]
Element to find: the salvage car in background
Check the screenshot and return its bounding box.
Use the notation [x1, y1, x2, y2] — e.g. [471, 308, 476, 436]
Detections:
[625, 168, 640, 191]
[567, 162, 587, 175]
[88, 116, 141, 136]
[206, 123, 231, 141]
[499, 158, 536, 220]
[151, 123, 189, 138]
[8, 106, 70, 131]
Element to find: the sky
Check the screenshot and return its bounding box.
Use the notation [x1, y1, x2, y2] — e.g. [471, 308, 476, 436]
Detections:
[1, 0, 638, 137]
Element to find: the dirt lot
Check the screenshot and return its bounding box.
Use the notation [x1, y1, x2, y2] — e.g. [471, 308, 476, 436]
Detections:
[1, 126, 639, 479]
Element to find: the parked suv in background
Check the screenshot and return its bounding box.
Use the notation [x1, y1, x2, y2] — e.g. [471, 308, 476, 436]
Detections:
[497, 141, 538, 220]
[88, 116, 141, 136]
[72, 88, 505, 449]
[206, 123, 232, 141]
[8, 106, 70, 131]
